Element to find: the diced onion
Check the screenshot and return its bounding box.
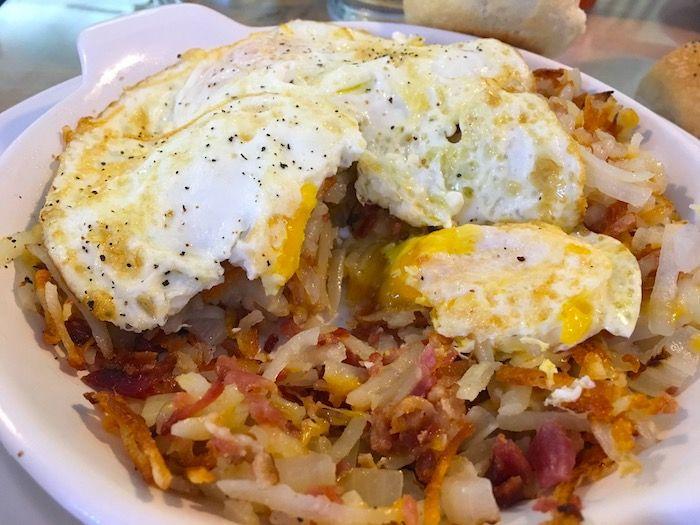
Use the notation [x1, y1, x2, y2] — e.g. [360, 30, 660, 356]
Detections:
[339, 333, 377, 360]
[629, 326, 700, 396]
[346, 343, 423, 410]
[498, 386, 532, 416]
[176, 372, 211, 398]
[275, 453, 336, 492]
[328, 416, 368, 462]
[141, 393, 176, 427]
[263, 327, 321, 380]
[340, 468, 403, 507]
[580, 146, 652, 207]
[171, 414, 215, 440]
[457, 362, 500, 401]
[441, 457, 500, 525]
[649, 223, 700, 336]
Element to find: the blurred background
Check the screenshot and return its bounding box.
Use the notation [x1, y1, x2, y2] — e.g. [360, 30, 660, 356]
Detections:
[0, 0, 699, 112]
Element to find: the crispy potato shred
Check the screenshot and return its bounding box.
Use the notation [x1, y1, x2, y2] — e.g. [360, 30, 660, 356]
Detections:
[85, 391, 173, 490]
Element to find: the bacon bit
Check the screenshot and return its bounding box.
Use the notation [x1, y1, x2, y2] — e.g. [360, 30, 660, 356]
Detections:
[83, 367, 173, 399]
[487, 434, 533, 507]
[495, 365, 571, 390]
[306, 485, 343, 503]
[494, 476, 527, 509]
[185, 466, 216, 484]
[161, 380, 225, 435]
[318, 327, 350, 345]
[412, 345, 438, 396]
[352, 204, 380, 238]
[209, 437, 248, 459]
[65, 317, 92, 346]
[534, 444, 612, 525]
[85, 391, 172, 490]
[527, 421, 577, 490]
[279, 316, 302, 337]
[215, 357, 287, 428]
[216, 356, 274, 394]
[398, 495, 419, 525]
[247, 393, 288, 428]
[235, 327, 260, 358]
[423, 423, 473, 525]
[603, 203, 636, 240]
[83, 353, 177, 399]
[262, 334, 279, 353]
[413, 339, 458, 397]
[414, 450, 438, 485]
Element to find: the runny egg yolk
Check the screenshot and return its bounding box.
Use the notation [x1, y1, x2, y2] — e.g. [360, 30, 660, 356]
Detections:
[379, 225, 483, 308]
[269, 182, 318, 283]
[559, 294, 594, 346]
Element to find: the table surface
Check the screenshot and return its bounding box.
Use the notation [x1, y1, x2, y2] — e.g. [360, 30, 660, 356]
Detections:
[0, 1, 698, 524]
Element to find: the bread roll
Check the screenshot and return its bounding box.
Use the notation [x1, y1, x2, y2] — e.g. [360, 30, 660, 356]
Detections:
[403, 0, 586, 57]
[636, 41, 700, 138]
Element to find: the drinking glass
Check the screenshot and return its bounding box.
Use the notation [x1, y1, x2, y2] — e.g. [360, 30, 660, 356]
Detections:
[327, 0, 403, 22]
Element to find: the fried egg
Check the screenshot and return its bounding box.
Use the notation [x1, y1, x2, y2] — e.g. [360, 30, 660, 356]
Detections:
[41, 21, 587, 330]
[42, 93, 364, 330]
[379, 223, 641, 350]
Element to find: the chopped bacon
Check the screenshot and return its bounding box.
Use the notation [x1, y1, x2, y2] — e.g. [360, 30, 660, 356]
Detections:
[412, 345, 438, 396]
[262, 334, 279, 353]
[414, 450, 438, 485]
[487, 434, 533, 507]
[83, 367, 174, 399]
[423, 424, 473, 525]
[352, 204, 380, 238]
[400, 495, 420, 525]
[216, 356, 274, 394]
[306, 485, 343, 503]
[412, 341, 457, 397]
[279, 316, 302, 337]
[527, 421, 577, 490]
[215, 356, 287, 429]
[370, 396, 439, 456]
[318, 327, 350, 345]
[65, 317, 92, 346]
[84, 349, 177, 398]
[161, 380, 225, 434]
[209, 437, 248, 459]
[85, 391, 172, 490]
[247, 393, 287, 428]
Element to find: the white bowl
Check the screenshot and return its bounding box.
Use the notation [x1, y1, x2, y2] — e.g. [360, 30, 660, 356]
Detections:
[0, 4, 699, 524]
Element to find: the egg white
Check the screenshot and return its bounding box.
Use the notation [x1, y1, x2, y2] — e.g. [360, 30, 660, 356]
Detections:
[380, 223, 641, 350]
[42, 93, 364, 330]
[41, 21, 588, 330]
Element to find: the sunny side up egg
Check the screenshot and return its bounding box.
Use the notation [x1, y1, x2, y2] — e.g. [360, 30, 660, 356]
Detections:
[41, 21, 587, 330]
[379, 223, 641, 351]
[42, 93, 364, 330]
